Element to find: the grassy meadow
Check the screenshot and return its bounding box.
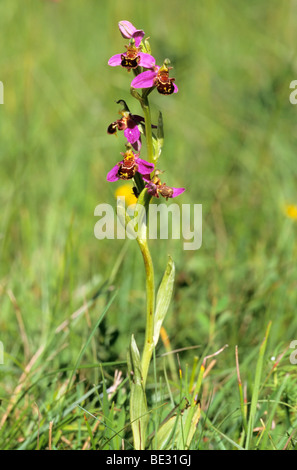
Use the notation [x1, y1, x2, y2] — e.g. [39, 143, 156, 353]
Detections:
[1, 0, 297, 450]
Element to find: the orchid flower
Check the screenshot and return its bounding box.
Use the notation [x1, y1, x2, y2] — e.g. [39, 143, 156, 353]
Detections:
[107, 100, 157, 151]
[118, 20, 145, 48]
[107, 148, 154, 182]
[108, 42, 155, 71]
[131, 63, 178, 95]
[145, 170, 185, 200]
[107, 111, 145, 151]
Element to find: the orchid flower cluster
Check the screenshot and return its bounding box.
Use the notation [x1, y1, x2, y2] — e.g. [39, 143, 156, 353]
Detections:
[106, 21, 185, 450]
[106, 20, 184, 200]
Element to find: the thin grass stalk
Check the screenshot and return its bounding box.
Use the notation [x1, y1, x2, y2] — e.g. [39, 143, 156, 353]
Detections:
[259, 373, 289, 450]
[235, 345, 248, 436]
[160, 327, 179, 383]
[245, 321, 272, 449]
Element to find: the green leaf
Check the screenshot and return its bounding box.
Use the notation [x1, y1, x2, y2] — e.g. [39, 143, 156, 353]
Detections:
[155, 414, 179, 450]
[245, 321, 272, 449]
[177, 401, 201, 449]
[127, 335, 149, 450]
[143, 38, 152, 55]
[153, 398, 200, 450]
[153, 256, 175, 347]
[157, 111, 164, 146]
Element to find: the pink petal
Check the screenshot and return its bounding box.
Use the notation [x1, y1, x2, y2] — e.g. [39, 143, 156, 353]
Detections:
[135, 157, 155, 175]
[172, 82, 179, 93]
[142, 174, 152, 183]
[108, 54, 123, 66]
[138, 52, 156, 68]
[118, 21, 136, 38]
[124, 125, 140, 144]
[131, 70, 157, 89]
[171, 187, 185, 197]
[145, 181, 159, 196]
[107, 164, 120, 182]
[132, 31, 145, 47]
[132, 138, 142, 152]
[118, 21, 145, 47]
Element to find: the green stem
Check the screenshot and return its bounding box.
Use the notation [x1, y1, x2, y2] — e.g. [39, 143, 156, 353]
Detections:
[137, 237, 155, 386]
[130, 89, 155, 386]
[140, 96, 154, 164]
[138, 94, 155, 385]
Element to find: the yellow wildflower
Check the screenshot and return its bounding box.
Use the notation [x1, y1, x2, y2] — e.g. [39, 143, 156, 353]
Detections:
[114, 183, 137, 206]
[284, 204, 297, 221]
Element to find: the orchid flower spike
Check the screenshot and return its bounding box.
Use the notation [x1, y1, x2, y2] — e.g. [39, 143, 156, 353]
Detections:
[107, 147, 154, 182]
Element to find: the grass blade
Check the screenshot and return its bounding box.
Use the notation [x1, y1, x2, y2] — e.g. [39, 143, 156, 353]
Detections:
[245, 321, 272, 449]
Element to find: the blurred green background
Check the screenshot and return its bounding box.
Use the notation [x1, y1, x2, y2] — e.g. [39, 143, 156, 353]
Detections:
[1, 0, 297, 449]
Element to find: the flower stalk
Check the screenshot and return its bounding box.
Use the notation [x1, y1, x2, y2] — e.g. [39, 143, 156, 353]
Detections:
[138, 236, 155, 386]
[130, 185, 155, 385]
[140, 95, 155, 165]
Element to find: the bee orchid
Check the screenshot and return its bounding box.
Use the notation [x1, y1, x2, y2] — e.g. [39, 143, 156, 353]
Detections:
[108, 42, 156, 72]
[131, 63, 178, 95]
[107, 111, 145, 151]
[145, 171, 185, 200]
[107, 148, 154, 182]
